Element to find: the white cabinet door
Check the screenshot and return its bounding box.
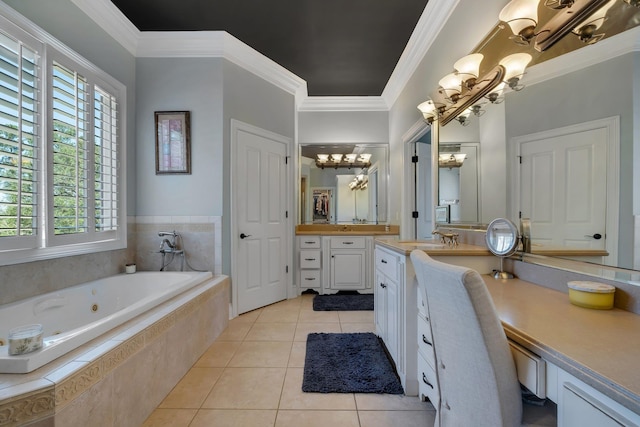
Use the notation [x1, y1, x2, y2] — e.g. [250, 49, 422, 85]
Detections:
[374, 271, 387, 340]
[330, 250, 366, 290]
[385, 275, 400, 365]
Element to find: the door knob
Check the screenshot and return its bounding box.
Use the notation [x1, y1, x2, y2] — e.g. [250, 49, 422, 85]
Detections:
[240, 233, 251, 239]
[585, 233, 602, 240]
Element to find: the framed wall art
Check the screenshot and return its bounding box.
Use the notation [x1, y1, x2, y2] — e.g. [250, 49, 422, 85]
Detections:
[155, 111, 191, 174]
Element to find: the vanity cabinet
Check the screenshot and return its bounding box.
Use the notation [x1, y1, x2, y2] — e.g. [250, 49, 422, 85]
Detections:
[417, 283, 439, 406]
[298, 236, 322, 292]
[297, 235, 374, 294]
[328, 237, 368, 291]
[374, 245, 418, 396]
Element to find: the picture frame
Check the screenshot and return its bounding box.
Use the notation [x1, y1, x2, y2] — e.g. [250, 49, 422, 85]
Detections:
[155, 111, 191, 174]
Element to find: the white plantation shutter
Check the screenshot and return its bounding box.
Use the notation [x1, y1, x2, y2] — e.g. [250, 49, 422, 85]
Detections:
[93, 86, 118, 233]
[0, 31, 39, 250]
[51, 61, 89, 236]
[0, 10, 125, 264]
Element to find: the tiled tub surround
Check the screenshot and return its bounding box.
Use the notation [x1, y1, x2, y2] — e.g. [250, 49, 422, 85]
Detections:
[0, 274, 230, 427]
[0, 272, 215, 374]
[135, 216, 222, 275]
[0, 217, 137, 307]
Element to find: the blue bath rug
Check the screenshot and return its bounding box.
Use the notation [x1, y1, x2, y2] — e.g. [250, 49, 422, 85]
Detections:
[302, 332, 404, 394]
[312, 292, 374, 311]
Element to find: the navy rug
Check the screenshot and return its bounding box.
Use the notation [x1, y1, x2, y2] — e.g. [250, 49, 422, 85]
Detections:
[312, 292, 374, 311]
[302, 332, 404, 394]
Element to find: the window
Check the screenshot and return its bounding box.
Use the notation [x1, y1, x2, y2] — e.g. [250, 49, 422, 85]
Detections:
[0, 11, 126, 265]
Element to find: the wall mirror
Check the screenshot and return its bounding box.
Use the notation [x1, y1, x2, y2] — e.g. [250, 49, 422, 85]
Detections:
[426, 7, 640, 277]
[299, 143, 388, 224]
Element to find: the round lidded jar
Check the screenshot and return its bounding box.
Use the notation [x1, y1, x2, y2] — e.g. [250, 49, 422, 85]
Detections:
[567, 281, 615, 310]
[8, 324, 44, 355]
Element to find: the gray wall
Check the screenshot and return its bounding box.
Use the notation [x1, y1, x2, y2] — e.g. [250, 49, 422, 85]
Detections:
[135, 58, 224, 216]
[0, 0, 137, 305]
[505, 53, 635, 268]
[222, 60, 296, 276]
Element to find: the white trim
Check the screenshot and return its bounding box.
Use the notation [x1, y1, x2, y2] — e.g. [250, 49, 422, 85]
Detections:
[298, 96, 389, 112]
[70, 0, 139, 55]
[381, 0, 461, 108]
[525, 26, 640, 88]
[508, 116, 620, 266]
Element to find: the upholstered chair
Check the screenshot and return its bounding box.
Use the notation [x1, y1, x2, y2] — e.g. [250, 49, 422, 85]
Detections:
[410, 250, 555, 427]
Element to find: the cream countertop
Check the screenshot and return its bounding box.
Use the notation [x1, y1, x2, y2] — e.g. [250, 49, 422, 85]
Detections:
[374, 237, 492, 256]
[296, 224, 400, 236]
[484, 275, 640, 415]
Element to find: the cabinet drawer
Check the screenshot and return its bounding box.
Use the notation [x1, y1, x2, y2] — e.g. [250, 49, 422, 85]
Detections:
[375, 249, 398, 280]
[299, 236, 321, 249]
[508, 340, 546, 399]
[417, 283, 428, 318]
[417, 316, 435, 367]
[300, 270, 321, 288]
[418, 353, 439, 406]
[331, 236, 366, 249]
[300, 250, 321, 269]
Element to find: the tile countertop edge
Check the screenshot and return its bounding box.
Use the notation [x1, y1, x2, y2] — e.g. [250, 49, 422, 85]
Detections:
[484, 276, 640, 415]
[374, 238, 492, 256]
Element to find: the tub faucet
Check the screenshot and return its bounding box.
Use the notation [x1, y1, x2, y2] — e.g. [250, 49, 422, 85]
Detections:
[159, 238, 175, 252]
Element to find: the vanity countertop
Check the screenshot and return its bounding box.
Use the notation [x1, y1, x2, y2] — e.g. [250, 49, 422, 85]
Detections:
[296, 224, 400, 236]
[484, 275, 640, 415]
[375, 237, 492, 256]
[529, 244, 609, 257]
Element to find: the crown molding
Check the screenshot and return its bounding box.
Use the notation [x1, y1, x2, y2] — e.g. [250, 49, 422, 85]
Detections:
[70, 0, 139, 55]
[402, 118, 431, 144]
[524, 26, 640, 87]
[298, 96, 389, 112]
[381, 0, 461, 109]
[70, 0, 307, 99]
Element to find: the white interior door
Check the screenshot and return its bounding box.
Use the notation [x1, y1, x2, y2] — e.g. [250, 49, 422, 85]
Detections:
[519, 128, 607, 250]
[233, 121, 289, 314]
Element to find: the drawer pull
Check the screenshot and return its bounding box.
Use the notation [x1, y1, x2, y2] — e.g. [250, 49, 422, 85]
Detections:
[422, 334, 432, 347]
[342, 241, 354, 245]
[304, 241, 316, 244]
[381, 259, 388, 264]
[304, 277, 316, 281]
[304, 258, 316, 261]
[422, 373, 434, 389]
[380, 283, 387, 289]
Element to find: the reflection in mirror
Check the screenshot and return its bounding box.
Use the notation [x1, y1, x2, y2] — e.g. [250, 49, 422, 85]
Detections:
[438, 143, 480, 224]
[299, 144, 388, 224]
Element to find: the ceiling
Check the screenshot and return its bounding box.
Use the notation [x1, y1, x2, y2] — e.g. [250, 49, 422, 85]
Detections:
[109, 0, 430, 97]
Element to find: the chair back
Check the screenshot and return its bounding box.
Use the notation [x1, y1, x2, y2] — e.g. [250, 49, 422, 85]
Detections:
[411, 250, 522, 427]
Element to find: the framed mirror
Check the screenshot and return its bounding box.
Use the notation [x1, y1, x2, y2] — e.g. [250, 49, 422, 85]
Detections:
[298, 143, 388, 224]
[438, 143, 480, 224]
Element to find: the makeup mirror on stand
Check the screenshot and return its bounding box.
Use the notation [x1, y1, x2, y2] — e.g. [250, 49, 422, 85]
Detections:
[486, 218, 520, 279]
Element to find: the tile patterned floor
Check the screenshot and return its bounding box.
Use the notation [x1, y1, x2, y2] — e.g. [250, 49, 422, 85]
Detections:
[143, 294, 436, 427]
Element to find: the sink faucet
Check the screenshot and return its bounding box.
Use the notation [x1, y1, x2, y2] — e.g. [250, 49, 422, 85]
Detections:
[432, 229, 459, 247]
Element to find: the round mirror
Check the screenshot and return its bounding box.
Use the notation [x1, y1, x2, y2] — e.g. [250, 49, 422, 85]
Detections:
[486, 218, 520, 279]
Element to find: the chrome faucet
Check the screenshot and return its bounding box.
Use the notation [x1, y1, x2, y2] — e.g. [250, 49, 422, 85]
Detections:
[158, 231, 184, 271]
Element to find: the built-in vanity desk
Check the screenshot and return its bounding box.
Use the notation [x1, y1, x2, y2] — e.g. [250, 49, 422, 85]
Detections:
[296, 225, 398, 294]
[485, 276, 640, 426]
[374, 238, 496, 397]
[375, 237, 640, 426]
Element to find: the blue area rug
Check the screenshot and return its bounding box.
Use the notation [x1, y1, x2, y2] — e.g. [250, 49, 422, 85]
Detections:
[312, 292, 374, 311]
[302, 332, 404, 394]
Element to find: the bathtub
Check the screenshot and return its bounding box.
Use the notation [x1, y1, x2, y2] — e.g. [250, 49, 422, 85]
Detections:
[0, 271, 214, 374]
